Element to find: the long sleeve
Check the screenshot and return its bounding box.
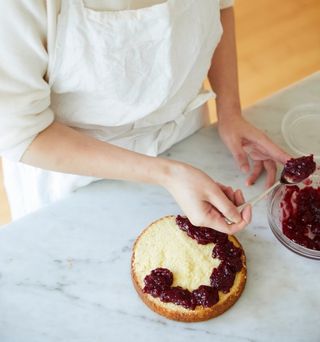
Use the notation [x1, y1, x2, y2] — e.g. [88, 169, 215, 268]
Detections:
[0, 0, 54, 161]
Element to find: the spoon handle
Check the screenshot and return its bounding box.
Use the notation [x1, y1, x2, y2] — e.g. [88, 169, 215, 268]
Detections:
[237, 180, 281, 212]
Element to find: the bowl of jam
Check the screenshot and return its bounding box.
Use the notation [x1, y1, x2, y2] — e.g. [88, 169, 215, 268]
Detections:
[267, 170, 320, 260]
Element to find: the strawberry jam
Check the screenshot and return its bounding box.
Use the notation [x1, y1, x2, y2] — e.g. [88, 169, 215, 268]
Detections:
[281, 155, 316, 184]
[160, 287, 197, 310]
[281, 185, 320, 250]
[143, 268, 173, 297]
[210, 261, 236, 293]
[143, 216, 243, 310]
[176, 215, 228, 244]
[192, 285, 219, 308]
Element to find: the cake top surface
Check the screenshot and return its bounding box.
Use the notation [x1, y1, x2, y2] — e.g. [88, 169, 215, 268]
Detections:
[134, 216, 221, 291]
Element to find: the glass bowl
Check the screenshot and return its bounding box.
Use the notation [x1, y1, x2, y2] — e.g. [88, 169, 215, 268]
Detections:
[267, 172, 320, 260]
[281, 103, 320, 161]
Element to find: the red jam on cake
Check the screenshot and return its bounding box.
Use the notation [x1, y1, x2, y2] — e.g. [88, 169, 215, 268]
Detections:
[132, 215, 247, 321]
[143, 216, 244, 310]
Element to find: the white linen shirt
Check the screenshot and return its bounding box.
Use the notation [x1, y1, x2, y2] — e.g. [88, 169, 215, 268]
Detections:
[0, 0, 234, 161]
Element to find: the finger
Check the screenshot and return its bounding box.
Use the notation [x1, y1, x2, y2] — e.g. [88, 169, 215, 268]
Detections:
[242, 204, 252, 224]
[221, 186, 236, 203]
[246, 161, 264, 186]
[215, 182, 232, 193]
[234, 189, 245, 206]
[210, 183, 235, 202]
[229, 205, 252, 234]
[263, 160, 277, 188]
[203, 209, 239, 234]
[246, 149, 270, 161]
[207, 187, 242, 224]
[228, 141, 250, 174]
[216, 182, 239, 203]
[203, 203, 251, 234]
[259, 135, 292, 164]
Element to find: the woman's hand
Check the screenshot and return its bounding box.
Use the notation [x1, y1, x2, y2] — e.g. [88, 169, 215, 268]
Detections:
[23, 123, 251, 235]
[163, 162, 251, 234]
[218, 114, 291, 188]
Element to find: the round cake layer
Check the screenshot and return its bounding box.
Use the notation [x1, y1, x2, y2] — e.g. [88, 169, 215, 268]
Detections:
[134, 216, 220, 290]
[131, 216, 247, 322]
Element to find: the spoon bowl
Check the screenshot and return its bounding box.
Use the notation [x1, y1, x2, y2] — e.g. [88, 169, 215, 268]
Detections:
[226, 155, 316, 224]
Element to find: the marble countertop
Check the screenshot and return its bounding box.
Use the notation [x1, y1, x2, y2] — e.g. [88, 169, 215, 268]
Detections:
[1, 72, 320, 342]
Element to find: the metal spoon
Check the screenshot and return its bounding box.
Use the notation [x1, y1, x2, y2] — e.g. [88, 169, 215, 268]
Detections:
[226, 156, 316, 224]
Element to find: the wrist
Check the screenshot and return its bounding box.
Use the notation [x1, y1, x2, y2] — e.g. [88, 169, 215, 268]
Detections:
[216, 99, 242, 121]
[148, 157, 175, 187]
[153, 158, 186, 189]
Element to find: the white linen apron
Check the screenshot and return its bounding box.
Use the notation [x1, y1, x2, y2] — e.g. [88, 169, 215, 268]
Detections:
[3, 0, 223, 219]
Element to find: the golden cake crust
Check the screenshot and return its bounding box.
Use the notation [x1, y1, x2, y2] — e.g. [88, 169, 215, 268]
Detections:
[131, 216, 247, 322]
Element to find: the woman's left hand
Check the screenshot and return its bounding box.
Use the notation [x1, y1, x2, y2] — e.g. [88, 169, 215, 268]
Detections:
[218, 114, 291, 188]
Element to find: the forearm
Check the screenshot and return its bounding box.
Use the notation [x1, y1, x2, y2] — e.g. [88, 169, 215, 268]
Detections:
[208, 7, 241, 118]
[21, 121, 173, 186]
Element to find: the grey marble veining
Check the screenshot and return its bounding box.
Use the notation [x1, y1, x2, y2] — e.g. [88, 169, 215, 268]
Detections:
[0, 72, 320, 342]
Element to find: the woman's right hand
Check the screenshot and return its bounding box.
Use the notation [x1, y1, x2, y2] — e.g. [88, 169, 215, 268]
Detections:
[162, 162, 252, 234]
[20, 122, 250, 235]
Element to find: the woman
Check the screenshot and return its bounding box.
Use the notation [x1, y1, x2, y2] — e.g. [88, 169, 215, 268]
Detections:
[0, 0, 290, 232]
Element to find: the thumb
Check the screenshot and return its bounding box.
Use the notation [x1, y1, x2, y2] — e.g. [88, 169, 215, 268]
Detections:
[260, 136, 291, 164]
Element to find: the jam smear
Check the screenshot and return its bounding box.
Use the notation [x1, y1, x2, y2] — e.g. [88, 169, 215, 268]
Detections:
[143, 268, 173, 297]
[192, 285, 219, 308]
[143, 216, 243, 310]
[212, 240, 242, 259]
[281, 155, 316, 184]
[160, 287, 197, 310]
[212, 242, 243, 273]
[145, 275, 220, 310]
[210, 261, 236, 293]
[281, 185, 320, 250]
[176, 215, 228, 244]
